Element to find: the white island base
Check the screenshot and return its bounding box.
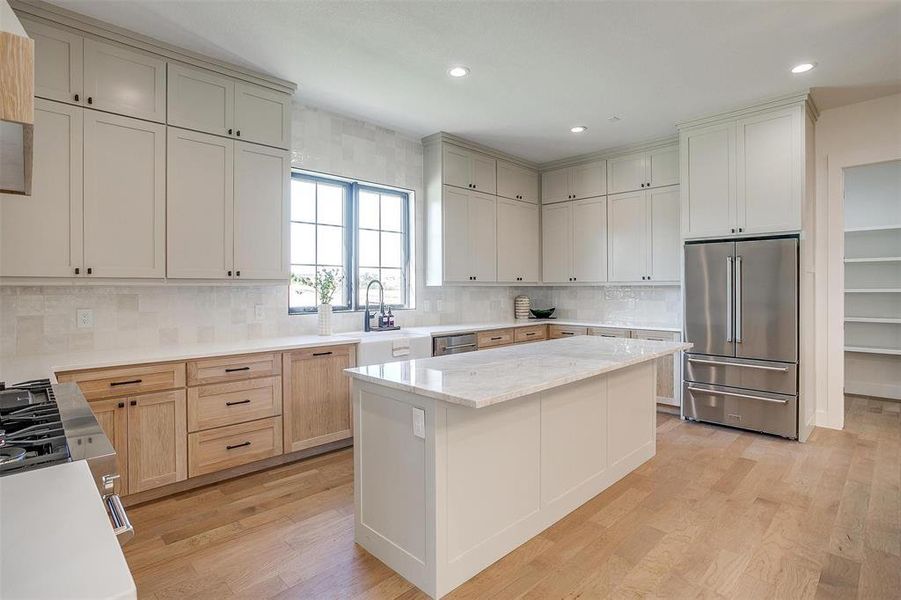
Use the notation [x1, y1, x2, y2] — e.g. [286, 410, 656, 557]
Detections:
[352, 360, 658, 598]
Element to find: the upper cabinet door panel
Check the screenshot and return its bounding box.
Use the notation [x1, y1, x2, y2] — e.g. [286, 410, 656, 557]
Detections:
[497, 161, 539, 204]
[541, 203, 571, 283]
[468, 191, 497, 282]
[649, 186, 681, 281]
[736, 109, 801, 234]
[648, 145, 679, 188]
[83, 38, 166, 122]
[541, 167, 571, 204]
[442, 145, 471, 190]
[497, 198, 539, 282]
[167, 128, 234, 279]
[471, 153, 497, 194]
[571, 160, 607, 199]
[442, 185, 470, 282]
[682, 123, 735, 238]
[607, 191, 648, 282]
[1, 100, 83, 277]
[167, 62, 234, 137]
[572, 197, 607, 282]
[234, 82, 291, 149]
[23, 18, 83, 104]
[83, 111, 166, 277]
[607, 153, 646, 194]
[233, 142, 290, 279]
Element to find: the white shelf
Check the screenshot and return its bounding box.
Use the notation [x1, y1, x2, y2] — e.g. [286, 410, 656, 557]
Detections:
[844, 256, 901, 263]
[845, 317, 901, 324]
[845, 288, 901, 293]
[844, 224, 901, 233]
[845, 346, 901, 356]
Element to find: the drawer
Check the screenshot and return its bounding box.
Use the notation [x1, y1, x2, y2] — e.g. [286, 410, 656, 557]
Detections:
[514, 325, 547, 343]
[188, 417, 283, 477]
[477, 329, 515, 349]
[57, 362, 186, 400]
[187, 352, 281, 386]
[187, 376, 282, 432]
[283, 343, 355, 362]
[683, 382, 797, 439]
[588, 327, 630, 338]
[548, 325, 587, 339]
[683, 355, 797, 395]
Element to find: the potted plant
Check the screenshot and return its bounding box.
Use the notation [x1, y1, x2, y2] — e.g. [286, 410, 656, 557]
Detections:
[292, 269, 343, 336]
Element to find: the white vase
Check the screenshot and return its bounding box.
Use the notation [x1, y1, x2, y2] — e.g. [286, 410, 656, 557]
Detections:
[318, 303, 333, 336]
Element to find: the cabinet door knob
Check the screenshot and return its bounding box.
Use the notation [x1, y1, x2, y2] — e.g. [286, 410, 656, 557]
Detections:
[87, 96, 93, 104]
[87, 267, 93, 275]
[74, 93, 79, 102]
[236, 270, 241, 277]
[227, 270, 232, 277]
[236, 130, 241, 137]
[117, 402, 124, 408]
[129, 400, 137, 406]
[228, 128, 233, 135]
[74, 267, 80, 275]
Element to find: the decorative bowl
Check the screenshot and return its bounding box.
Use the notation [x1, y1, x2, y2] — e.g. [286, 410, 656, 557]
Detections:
[529, 307, 556, 319]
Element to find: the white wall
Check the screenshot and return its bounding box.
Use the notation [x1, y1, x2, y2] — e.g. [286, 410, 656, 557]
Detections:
[815, 92, 901, 428]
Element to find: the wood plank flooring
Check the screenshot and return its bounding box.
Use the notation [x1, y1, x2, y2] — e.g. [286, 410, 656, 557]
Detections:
[123, 396, 900, 599]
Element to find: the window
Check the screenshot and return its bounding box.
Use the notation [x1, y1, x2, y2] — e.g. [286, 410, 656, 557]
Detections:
[289, 172, 411, 313]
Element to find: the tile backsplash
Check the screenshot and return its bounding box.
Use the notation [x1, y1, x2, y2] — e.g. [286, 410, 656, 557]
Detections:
[0, 100, 681, 361]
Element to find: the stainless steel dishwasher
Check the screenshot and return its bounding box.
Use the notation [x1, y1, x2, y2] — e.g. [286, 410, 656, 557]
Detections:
[433, 333, 478, 356]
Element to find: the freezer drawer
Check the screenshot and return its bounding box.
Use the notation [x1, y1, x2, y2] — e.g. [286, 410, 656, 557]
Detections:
[683, 354, 797, 395]
[683, 382, 797, 439]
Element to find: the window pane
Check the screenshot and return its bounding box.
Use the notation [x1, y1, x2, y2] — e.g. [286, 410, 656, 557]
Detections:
[359, 229, 380, 268]
[381, 232, 403, 268]
[291, 179, 316, 222]
[317, 225, 344, 266]
[358, 267, 380, 306]
[290, 265, 316, 308]
[381, 194, 403, 232]
[380, 268, 403, 304]
[291, 222, 315, 264]
[359, 190, 380, 230]
[317, 183, 344, 226]
[317, 266, 346, 307]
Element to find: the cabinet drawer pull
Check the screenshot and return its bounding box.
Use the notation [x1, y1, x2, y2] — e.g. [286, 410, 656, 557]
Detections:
[490, 336, 503, 341]
[226, 399, 251, 406]
[561, 332, 575, 336]
[110, 379, 142, 387]
[312, 351, 333, 356]
[525, 332, 535, 336]
[226, 441, 251, 450]
[224, 366, 251, 373]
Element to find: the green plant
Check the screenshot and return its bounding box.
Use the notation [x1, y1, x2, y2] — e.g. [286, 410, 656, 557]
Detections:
[292, 269, 343, 305]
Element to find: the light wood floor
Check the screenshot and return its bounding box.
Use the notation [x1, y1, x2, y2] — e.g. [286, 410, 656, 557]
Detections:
[123, 396, 900, 599]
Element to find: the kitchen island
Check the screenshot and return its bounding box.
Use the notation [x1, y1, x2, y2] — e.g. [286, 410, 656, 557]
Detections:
[346, 335, 690, 598]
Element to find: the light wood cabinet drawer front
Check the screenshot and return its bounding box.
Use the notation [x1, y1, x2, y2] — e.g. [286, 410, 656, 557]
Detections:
[187, 352, 281, 385]
[188, 417, 283, 477]
[477, 329, 515, 348]
[588, 327, 631, 338]
[187, 376, 282, 432]
[57, 362, 186, 400]
[514, 325, 547, 343]
[284, 343, 354, 362]
[548, 325, 588, 339]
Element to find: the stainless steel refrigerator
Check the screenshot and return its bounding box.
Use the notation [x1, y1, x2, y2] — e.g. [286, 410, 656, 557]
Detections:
[682, 236, 798, 439]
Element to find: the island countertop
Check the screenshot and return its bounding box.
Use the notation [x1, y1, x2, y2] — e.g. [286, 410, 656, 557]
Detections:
[345, 335, 691, 408]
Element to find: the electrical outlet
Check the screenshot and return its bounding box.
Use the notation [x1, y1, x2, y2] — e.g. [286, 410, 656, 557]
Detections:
[76, 308, 94, 329]
[412, 407, 425, 439]
[254, 304, 264, 321]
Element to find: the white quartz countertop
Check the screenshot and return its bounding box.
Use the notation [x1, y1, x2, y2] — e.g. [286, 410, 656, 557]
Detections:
[0, 461, 137, 600]
[402, 320, 681, 336]
[346, 335, 692, 408]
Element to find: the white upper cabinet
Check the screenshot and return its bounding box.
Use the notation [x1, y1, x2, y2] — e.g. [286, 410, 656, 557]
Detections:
[233, 142, 290, 279]
[541, 159, 606, 204]
[167, 62, 234, 137]
[82, 38, 166, 122]
[607, 145, 678, 194]
[496, 160, 539, 204]
[541, 203, 572, 284]
[22, 18, 83, 104]
[440, 186, 497, 283]
[167, 128, 234, 279]
[442, 144, 496, 194]
[82, 111, 166, 278]
[680, 100, 809, 239]
[234, 82, 292, 149]
[736, 107, 801, 235]
[541, 197, 606, 283]
[1, 100, 83, 277]
[497, 198, 539, 283]
[441, 185, 471, 283]
[608, 186, 680, 283]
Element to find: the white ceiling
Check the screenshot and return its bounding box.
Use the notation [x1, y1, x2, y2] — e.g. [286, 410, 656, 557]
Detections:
[48, 0, 901, 163]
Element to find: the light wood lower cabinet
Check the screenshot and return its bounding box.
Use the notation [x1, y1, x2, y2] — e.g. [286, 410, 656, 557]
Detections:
[514, 325, 547, 343]
[283, 345, 356, 453]
[187, 376, 281, 432]
[188, 417, 283, 477]
[477, 328, 515, 349]
[89, 397, 129, 495]
[127, 390, 187, 494]
[187, 352, 281, 386]
[57, 362, 186, 401]
[549, 325, 588, 339]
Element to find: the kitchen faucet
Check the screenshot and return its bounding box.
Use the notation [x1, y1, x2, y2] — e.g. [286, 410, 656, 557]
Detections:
[363, 279, 400, 332]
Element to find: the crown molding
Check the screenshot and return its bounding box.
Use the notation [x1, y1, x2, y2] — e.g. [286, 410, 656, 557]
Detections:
[10, 0, 297, 95]
[676, 91, 814, 130]
[537, 134, 679, 172]
[421, 132, 539, 170]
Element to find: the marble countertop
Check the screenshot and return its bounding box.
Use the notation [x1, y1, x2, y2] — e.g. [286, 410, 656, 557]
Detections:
[403, 320, 681, 336]
[0, 461, 137, 600]
[346, 335, 692, 408]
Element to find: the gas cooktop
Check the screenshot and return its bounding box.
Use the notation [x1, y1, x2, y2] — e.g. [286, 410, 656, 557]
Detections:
[0, 379, 71, 476]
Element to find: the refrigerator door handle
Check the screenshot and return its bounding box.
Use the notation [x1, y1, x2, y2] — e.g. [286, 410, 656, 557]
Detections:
[726, 256, 733, 342]
[686, 386, 789, 405]
[687, 357, 790, 372]
[735, 256, 743, 343]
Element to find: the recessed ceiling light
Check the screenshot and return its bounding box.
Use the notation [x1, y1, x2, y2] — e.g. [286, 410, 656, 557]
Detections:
[448, 66, 470, 78]
[570, 125, 588, 134]
[608, 116, 621, 122]
[791, 62, 815, 74]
